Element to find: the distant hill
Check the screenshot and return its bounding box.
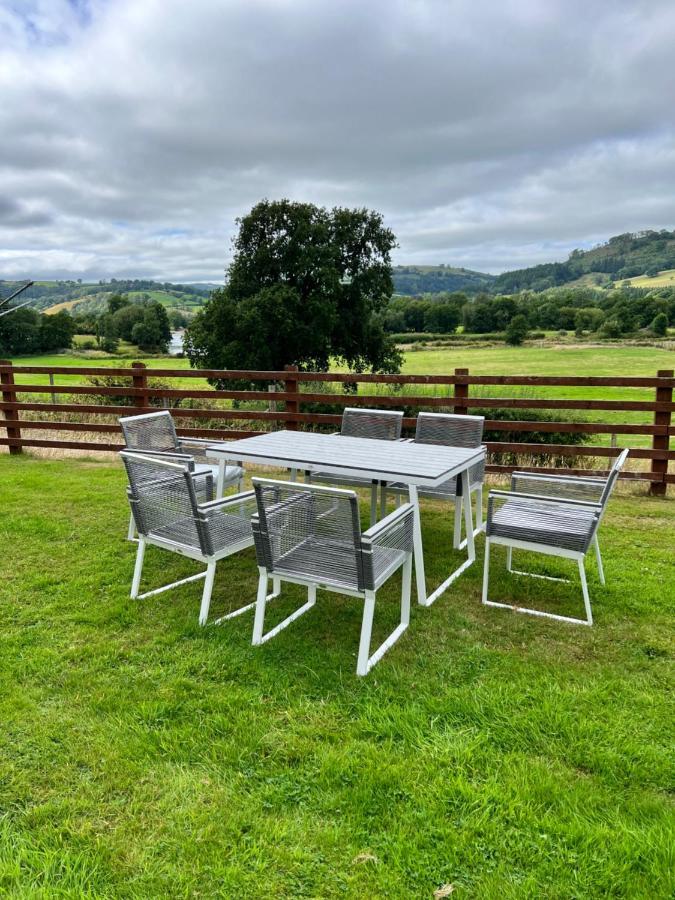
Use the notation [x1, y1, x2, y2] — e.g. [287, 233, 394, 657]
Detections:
[492, 229, 675, 293]
[0, 279, 212, 316]
[392, 265, 495, 295]
[4, 230, 675, 311]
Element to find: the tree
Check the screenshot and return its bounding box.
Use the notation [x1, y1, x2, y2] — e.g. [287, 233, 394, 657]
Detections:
[424, 301, 461, 333]
[39, 311, 75, 351]
[96, 313, 119, 353]
[505, 314, 528, 345]
[0, 307, 42, 354]
[108, 293, 130, 315]
[131, 305, 172, 352]
[402, 301, 430, 333]
[652, 312, 668, 336]
[185, 199, 401, 377]
[112, 304, 145, 341]
[169, 309, 189, 329]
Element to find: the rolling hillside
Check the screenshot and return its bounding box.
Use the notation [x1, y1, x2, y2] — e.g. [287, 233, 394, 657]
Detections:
[392, 265, 494, 295]
[492, 229, 675, 293]
[0, 279, 211, 316]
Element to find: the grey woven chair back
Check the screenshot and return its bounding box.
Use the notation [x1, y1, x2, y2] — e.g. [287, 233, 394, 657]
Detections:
[120, 411, 178, 453]
[252, 480, 364, 591]
[341, 408, 403, 441]
[415, 412, 484, 448]
[121, 451, 204, 552]
[600, 448, 629, 507]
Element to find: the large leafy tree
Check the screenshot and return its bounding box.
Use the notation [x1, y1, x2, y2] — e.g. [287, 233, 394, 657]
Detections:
[185, 199, 402, 375]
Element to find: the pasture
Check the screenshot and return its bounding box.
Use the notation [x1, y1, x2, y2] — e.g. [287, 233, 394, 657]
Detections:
[7, 342, 672, 451]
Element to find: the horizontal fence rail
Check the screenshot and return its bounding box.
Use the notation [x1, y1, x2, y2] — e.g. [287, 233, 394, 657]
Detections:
[0, 361, 673, 495]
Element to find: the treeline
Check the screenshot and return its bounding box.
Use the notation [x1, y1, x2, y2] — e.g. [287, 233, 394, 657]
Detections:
[0, 308, 76, 356]
[0, 293, 173, 356]
[384, 286, 674, 340]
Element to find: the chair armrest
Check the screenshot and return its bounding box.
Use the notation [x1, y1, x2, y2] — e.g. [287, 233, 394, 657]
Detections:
[511, 471, 605, 485]
[123, 448, 195, 466]
[198, 489, 256, 512]
[488, 489, 602, 510]
[510, 471, 605, 502]
[177, 437, 214, 446]
[361, 503, 414, 590]
[362, 503, 415, 547]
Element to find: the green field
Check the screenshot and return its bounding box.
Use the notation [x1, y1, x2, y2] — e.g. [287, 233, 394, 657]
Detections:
[618, 268, 675, 289]
[0, 456, 672, 896]
[6, 343, 674, 451]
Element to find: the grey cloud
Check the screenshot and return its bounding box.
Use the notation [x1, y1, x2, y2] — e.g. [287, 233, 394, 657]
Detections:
[0, 0, 674, 279]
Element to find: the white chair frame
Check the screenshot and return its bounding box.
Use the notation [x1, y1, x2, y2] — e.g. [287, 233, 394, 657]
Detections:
[482, 450, 629, 626]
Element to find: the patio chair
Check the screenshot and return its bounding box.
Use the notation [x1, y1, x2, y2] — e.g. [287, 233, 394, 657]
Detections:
[387, 412, 485, 550]
[120, 410, 244, 539]
[308, 407, 404, 525]
[121, 451, 257, 626]
[250, 478, 414, 676]
[481, 449, 629, 625]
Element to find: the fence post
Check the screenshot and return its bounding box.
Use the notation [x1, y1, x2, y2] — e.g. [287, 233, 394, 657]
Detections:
[649, 368, 673, 497]
[131, 362, 149, 411]
[0, 359, 22, 455]
[284, 364, 299, 430]
[453, 367, 469, 415]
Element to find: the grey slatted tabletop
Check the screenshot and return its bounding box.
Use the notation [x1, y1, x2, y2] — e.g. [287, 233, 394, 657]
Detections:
[208, 430, 486, 607]
[207, 430, 484, 488]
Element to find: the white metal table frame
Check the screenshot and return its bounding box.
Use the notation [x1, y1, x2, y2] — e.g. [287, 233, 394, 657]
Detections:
[208, 430, 485, 607]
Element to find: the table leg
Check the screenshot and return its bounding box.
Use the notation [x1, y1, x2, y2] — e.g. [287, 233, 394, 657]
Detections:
[421, 468, 477, 607]
[216, 460, 226, 497]
[408, 484, 427, 605]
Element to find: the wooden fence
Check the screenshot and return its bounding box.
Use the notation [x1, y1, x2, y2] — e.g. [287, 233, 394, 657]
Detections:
[1, 360, 673, 495]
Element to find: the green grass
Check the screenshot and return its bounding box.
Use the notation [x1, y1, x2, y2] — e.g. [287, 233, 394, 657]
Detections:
[618, 268, 675, 288]
[0, 456, 673, 897]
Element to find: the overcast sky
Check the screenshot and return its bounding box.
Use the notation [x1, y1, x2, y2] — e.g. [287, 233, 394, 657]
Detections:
[1, 0, 675, 282]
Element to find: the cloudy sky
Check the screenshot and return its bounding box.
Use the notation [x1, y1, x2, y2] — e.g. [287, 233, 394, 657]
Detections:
[1, 0, 675, 282]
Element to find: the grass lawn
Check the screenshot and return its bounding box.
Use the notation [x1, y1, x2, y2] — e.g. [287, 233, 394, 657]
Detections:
[0, 455, 673, 897]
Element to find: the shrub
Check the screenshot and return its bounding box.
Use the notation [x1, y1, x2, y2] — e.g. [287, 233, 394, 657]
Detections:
[79, 374, 175, 407]
[652, 312, 668, 336]
[505, 315, 529, 345]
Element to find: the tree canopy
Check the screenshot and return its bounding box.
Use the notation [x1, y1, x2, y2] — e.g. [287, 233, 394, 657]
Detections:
[185, 199, 402, 376]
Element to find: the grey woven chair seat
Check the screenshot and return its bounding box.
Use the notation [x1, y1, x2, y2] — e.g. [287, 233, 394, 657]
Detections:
[149, 516, 200, 548]
[490, 499, 598, 552]
[206, 507, 255, 551]
[275, 536, 361, 588]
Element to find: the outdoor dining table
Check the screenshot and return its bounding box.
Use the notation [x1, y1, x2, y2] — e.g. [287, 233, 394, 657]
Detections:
[207, 430, 486, 607]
